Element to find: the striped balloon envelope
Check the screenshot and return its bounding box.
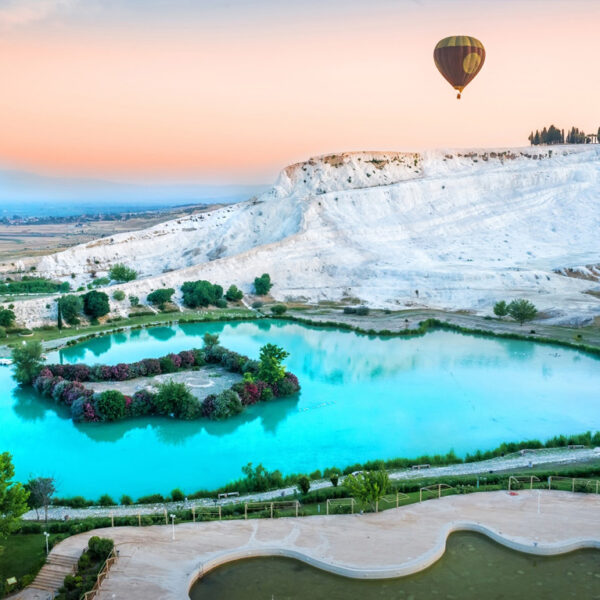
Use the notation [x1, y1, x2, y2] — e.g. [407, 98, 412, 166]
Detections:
[433, 36, 485, 99]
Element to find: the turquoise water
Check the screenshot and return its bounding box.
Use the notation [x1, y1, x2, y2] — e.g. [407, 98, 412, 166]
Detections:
[1, 320, 599, 499]
[189, 532, 600, 599]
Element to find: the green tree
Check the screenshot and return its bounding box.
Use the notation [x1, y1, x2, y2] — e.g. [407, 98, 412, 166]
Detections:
[329, 473, 340, 487]
[0, 452, 29, 537]
[97, 494, 115, 506]
[147, 288, 175, 309]
[83, 290, 110, 318]
[203, 333, 219, 349]
[108, 263, 138, 282]
[129, 295, 140, 307]
[57, 303, 63, 330]
[120, 494, 133, 505]
[95, 390, 126, 422]
[58, 295, 83, 325]
[181, 280, 223, 308]
[225, 285, 244, 302]
[253, 273, 272, 295]
[155, 380, 200, 419]
[270, 304, 287, 315]
[11, 340, 44, 385]
[0, 308, 15, 327]
[344, 469, 389, 512]
[493, 300, 508, 318]
[258, 343, 289, 384]
[25, 476, 55, 525]
[507, 299, 538, 325]
[171, 488, 185, 502]
[112, 290, 126, 301]
[297, 475, 310, 495]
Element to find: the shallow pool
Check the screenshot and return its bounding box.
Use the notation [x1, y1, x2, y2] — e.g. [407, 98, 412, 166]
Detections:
[1, 320, 599, 498]
[189, 531, 600, 599]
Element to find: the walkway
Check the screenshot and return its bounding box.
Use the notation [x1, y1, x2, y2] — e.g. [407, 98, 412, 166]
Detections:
[44, 490, 600, 599]
[22, 446, 600, 521]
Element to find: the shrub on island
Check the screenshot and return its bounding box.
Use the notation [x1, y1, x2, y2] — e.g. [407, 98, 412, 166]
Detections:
[33, 339, 300, 423]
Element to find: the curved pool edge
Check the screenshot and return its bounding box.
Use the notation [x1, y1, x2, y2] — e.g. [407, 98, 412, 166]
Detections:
[187, 520, 600, 592]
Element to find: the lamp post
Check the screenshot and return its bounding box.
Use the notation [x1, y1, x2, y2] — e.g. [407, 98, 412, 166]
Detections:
[43, 531, 50, 555]
[170, 514, 176, 540]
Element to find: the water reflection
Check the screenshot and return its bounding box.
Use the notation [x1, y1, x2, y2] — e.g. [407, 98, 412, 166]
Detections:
[147, 326, 177, 342]
[12, 387, 48, 422]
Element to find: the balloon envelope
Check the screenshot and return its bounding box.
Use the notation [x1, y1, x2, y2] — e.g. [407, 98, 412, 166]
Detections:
[434, 36, 485, 98]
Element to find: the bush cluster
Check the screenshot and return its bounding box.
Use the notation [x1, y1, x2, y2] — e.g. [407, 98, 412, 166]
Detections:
[34, 343, 300, 423]
[55, 536, 114, 600]
[343, 306, 370, 315]
[181, 280, 226, 308]
[0, 277, 69, 295]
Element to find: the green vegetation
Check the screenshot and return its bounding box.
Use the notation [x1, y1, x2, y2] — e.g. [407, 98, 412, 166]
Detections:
[270, 304, 287, 315]
[0, 534, 48, 595]
[225, 285, 244, 302]
[0, 308, 15, 327]
[344, 469, 389, 511]
[0, 453, 29, 538]
[25, 476, 55, 525]
[147, 288, 175, 309]
[154, 380, 201, 420]
[108, 263, 137, 282]
[253, 273, 272, 295]
[112, 290, 126, 302]
[95, 390, 127, 422]
[528, 124, 599, 145]
[343, 306, 370, 315]
[493, 300, 508, 318]
[11, 341, 44, 385]
[297, 475, 310, 495]
[55, 536, 114, 600]
[258, 343, 289, 384]
[181, 280, 224, 308]
[0, 277, 69, 295]
[129, 295, 139, 307]
[82, 290, 110, 318]
[507, 299, 538, 325]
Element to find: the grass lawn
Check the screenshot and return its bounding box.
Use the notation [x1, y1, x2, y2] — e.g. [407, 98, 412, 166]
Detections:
[0, 533, 47, 581]
[0, 307, 257, 351]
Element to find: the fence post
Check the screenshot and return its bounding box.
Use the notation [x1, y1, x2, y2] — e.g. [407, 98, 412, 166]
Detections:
[438, 484, 442, 499]
[219, 506, 222, 520]
[244, 503, 247, 520]
[419, 489, 422, 503]
[326, 500, 329, 516]
[138, 513, 141, 527]
[351, 499, 354, 514]
[110, 512, 114, 528]
[572, 479, 575, 493]
[376, 500, 379, 513]
[164, 508, 168, 525]
[270, 503, 273, 519]
[296, 501, 299, 517]
[396, 492, 399, 508]
[548, 476, 551, 490]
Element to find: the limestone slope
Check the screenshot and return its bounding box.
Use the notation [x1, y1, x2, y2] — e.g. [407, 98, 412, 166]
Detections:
[14, 147, 600, 326]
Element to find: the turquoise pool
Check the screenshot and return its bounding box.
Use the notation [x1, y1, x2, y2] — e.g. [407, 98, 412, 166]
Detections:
[1, 320, 599, 498]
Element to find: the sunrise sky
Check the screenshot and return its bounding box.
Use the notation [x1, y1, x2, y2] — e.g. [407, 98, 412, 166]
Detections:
[0, 0, 598, 182]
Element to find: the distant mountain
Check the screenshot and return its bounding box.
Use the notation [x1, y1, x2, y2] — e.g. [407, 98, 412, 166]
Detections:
[0, 168, 266, 217]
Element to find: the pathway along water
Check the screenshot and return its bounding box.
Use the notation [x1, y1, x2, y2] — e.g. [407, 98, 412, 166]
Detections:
[189, 531, 600, 599]
[1, 320, 599, 499]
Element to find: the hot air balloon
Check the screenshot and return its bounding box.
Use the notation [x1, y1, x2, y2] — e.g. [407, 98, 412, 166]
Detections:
[434, 36, 485, 99]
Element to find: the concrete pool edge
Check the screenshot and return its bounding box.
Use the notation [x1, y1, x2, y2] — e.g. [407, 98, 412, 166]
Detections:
[187, 519, 600, 591]
[35, 489, 597, 599]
